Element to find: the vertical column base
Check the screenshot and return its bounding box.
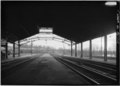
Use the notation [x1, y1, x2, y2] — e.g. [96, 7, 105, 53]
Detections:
[18, 40, 20, 57]
[90, 40, 92, 59]
[13, 42, 15, 58]
[31, 40, 33, 55]
[81, 42, 83, 58]
[71, 41, 73, 57]
[5, 41, 8, 59]
[104, 35, 107, 61]
[75, 42, 77, 57]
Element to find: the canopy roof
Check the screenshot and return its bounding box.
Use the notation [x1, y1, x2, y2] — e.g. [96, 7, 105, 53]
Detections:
[17, 31, 73, 45]
[2, 1, 117, 43]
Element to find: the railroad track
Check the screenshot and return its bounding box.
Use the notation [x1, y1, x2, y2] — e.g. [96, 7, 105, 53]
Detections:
[62, 57, 117, 76]
[54, 56, 117, 85]
[1, 54, 41, 69]
[1, 56, 37, 78]
[2, 57, 32, 68]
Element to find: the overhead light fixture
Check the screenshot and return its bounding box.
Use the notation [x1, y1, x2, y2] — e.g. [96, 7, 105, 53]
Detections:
[105, 1, 117, 6]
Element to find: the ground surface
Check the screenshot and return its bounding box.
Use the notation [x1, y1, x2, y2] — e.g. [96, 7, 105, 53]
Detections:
[2, 53, 90, 85]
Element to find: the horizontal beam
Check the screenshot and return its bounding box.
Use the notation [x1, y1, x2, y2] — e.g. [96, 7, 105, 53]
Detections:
[20, 37, 71, 46]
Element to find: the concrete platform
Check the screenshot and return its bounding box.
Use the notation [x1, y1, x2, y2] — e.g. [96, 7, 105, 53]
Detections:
[63, 55, 116, 65]
[2, 53, 90, 85]
[1, 54, 38, 63]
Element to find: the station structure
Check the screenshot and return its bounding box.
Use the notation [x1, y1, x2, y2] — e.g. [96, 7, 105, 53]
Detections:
[1, 1, 120, 84]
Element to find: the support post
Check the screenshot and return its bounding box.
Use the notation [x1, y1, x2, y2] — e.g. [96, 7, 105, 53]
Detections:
[81, 42, 83, 58]
[18, 40, 20, 57]
[104, 35, 107, 61]
[5, 40, 8, 59]
[71, 41, 73, 56]
[13, 42, 15, 58]
[75, 42, 77, 57]
[117, 3, 120, 84]
[62, 41, 65, 55]
[31, 40, 33, 55]
[90, 40, 92, 59]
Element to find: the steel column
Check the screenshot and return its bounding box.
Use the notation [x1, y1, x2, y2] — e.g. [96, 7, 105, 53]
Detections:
[81, 42, 83, 58]
[90, 40, 92, 59]
[18, 40, 20, 56]
[117, 2, 120, 84]
[75, 42, 77, 57]
[104, 35, 107, 61]
[5, 41, 8, 59]
[71, 41, 73, 56]
[13, 42, 15, 58]
[31, 40, 33, 55]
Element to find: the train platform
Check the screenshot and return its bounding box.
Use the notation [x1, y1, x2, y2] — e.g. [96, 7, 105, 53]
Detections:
[2, 53, 90, 85]
[1, 54, 37, 63]
[63, 55, 116, 65]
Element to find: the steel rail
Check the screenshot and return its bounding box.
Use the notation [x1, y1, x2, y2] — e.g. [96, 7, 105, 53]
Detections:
[62, 57, 116, 72]
[62, 58, 117, 81]
[2, 57, 35, 71]
[62, 57, 116, 75]
[55, 56, 117, 84]
[54, 57, 100, 85]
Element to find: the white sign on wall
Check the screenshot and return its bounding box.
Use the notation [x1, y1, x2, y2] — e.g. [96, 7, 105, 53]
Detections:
[39, 27, 53, 34]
